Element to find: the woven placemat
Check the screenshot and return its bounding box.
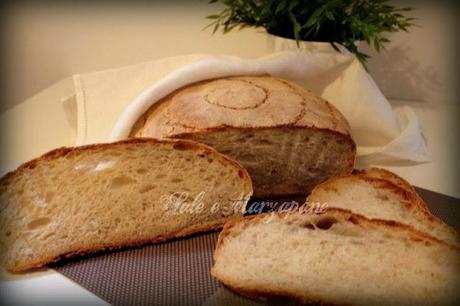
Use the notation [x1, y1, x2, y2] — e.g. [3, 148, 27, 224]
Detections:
[55, 188, 460, 306]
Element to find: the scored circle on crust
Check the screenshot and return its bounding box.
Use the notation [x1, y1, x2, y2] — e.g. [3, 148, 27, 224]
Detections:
[164, 78, 305, 129]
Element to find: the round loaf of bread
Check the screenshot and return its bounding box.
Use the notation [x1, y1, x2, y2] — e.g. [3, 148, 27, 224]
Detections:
[131, 75, 356, 197]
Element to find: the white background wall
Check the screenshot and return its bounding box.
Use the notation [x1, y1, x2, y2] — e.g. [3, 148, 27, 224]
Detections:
[1, 0, 458, 112]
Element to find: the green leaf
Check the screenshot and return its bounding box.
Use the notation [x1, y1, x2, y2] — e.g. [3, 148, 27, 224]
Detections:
[288, 0, 300, 11]
[373, 37, 381, 53]
[275, 0, 287, 14]
[302, 4, 327, 29]
[212, 22, 220, 34]
[330, 42, 341, 52]
[238, 23, 248, 30]
[289, 12, 302, 46]
[325, 11, 335, 21]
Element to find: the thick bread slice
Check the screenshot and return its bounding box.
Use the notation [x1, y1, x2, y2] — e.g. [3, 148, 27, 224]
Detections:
[0, 138, 252, 273]
[130, 75, 356, 197]
[307, 168, 459, 247]
[212, 209, 460, 306]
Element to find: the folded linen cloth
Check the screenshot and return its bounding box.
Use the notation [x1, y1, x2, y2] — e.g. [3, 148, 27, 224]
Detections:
[72, 50, 430, 162]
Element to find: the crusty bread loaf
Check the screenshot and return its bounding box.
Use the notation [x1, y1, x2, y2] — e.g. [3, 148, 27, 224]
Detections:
[130, 76, 356, 197]
[212, 209, 460, 306]
[306, 168, 459, 247]
[0, 138, 252, 272]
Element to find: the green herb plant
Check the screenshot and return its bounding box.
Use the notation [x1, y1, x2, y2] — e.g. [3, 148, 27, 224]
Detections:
[206, 0, 415, 66]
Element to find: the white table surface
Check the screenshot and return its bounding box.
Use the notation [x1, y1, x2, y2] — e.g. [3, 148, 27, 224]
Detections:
[0, 75, 458, 305]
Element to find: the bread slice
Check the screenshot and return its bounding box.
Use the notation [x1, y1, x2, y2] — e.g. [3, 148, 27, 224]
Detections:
[211, 209, 460, 306]
[0, 138, 252, 273]
[306, 168, 459, 247]
[130, 76, 356, 197]
[360, 167, 430, 211]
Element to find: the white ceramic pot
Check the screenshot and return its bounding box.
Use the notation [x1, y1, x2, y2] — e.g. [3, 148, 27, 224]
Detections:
[265, 31, 353, 55]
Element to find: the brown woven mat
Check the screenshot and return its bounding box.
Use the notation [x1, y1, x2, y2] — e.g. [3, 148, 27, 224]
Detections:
[55, 188, 460, 306]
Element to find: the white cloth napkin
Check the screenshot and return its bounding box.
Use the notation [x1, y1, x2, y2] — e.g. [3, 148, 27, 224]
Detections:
[73, 51, 430, 163]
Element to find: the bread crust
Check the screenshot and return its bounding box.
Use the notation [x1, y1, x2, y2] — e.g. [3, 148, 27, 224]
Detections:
[359, 168, 430, 211]
[211, 208, 459, 305]
[220, 282, 344, 306]
[130, 75, 352, 137]
[306, 169, 459, 247]
[1, 138, 253, 273]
